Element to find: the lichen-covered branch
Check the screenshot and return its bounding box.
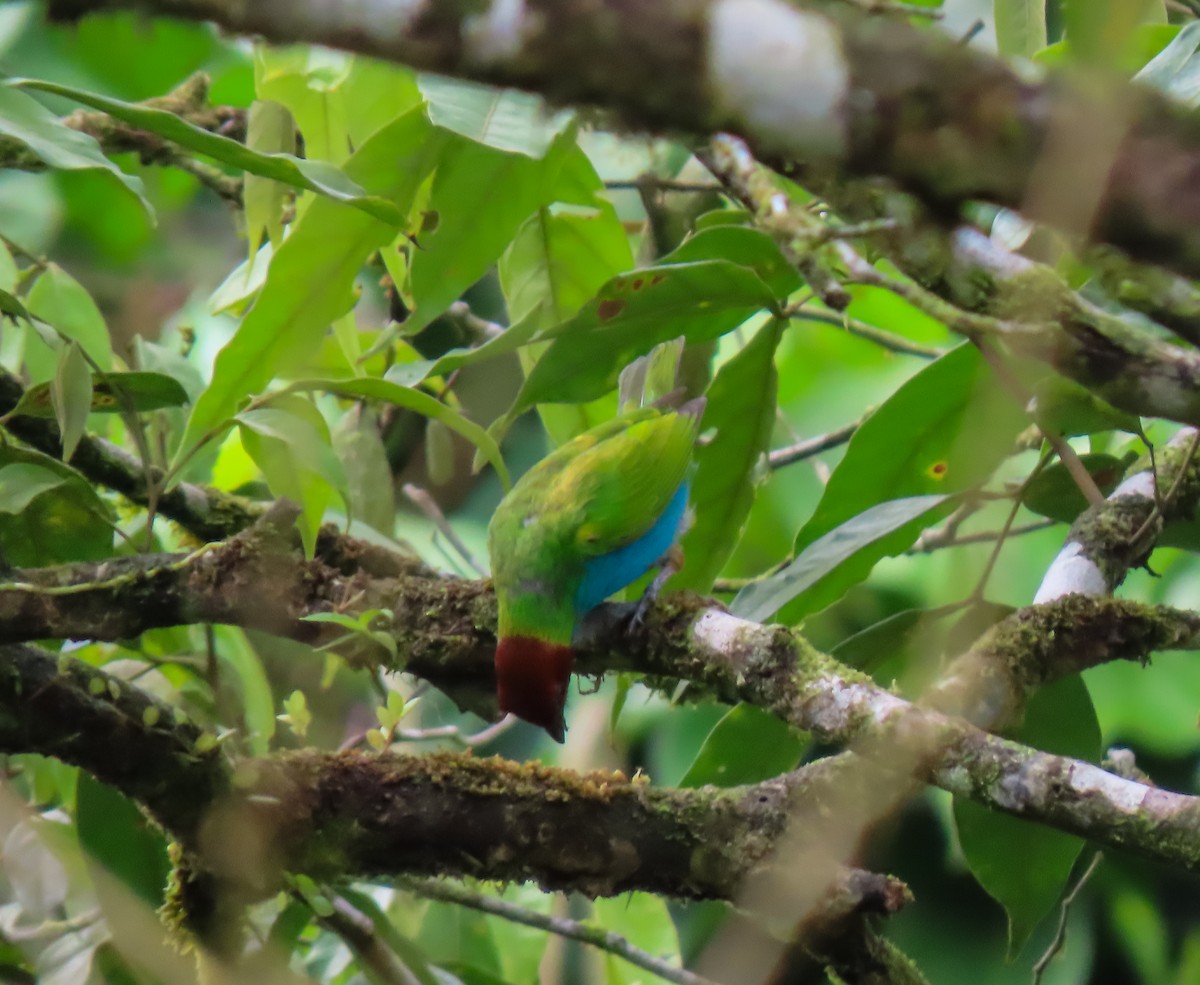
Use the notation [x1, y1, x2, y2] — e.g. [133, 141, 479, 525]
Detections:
[4, 527, 1200, 871]
[39, 0, 1200, 279]
[706, 133, 1200, 434]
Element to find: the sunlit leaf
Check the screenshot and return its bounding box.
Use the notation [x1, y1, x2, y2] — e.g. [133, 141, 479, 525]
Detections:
[994, 0, 1047, 58]
[178, 108, 448, 465]
[511, 261, 779, 417]
[12, 78, 411, 225]
[51, 341, 92, 462]
[0, 85, 151, 217]
[24, 262, 114, 379]
[282, 377, 510, 489]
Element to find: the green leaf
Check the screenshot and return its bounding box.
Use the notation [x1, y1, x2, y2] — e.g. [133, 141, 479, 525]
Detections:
[676, 318, 782, 592]
[1020, 453, 1128, 523]
[76, 773, 170, 908]
[1063, 0, 1165, 66]
[243, 99, 295, 255]
[1030, 375, 1142, 437]
[499, 194, 634, 444]
[237, 401, 347, 558]
[0, 85, 151, 217]
[679, 703, 808, 788]
[1136, 20, 1200, 102]
[51, 341, 92, 463]
[282, 377, 510, 489]
[339, 58, 424, 147]
[994, 0, 1047, 58]
[405, 127, 581, 334]
[771, 343, 1026, 615]
[212, 626, 277, 756]
[0, 446, 113, 564]
[954, 675, 1100, 957]
[591, 894, 682, 985]
[420, 75, 574, 156]
[732, 494, 949, 623]
[333, 406, 397, 535]
[25, 262, 114, 379]
[12, 78, 411, 225]
[179, 108, 447, 464]
[512, 261, 779, 415]
[659, 225, 802, 299]
[9, 371, 190, 418]
[0, 462, 66, 513]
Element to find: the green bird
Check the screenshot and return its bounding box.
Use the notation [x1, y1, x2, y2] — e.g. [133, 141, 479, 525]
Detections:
[487, 398, 705, 742]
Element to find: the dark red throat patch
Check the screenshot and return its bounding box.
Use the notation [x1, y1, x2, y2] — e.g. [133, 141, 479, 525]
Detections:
[495, 637, 574, 743]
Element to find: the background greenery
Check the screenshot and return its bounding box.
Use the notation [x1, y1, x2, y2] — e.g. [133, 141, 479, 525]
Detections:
[0, 0, 1198, 983]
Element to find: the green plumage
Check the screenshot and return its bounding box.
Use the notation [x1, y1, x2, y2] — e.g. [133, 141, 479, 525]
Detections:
[489, 402, 702, 643]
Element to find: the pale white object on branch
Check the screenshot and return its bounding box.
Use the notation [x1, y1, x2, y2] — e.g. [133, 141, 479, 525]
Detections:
[708, 0, 848, 154]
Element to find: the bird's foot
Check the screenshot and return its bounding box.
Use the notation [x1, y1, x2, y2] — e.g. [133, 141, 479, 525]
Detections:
[630, 545, 684, 631]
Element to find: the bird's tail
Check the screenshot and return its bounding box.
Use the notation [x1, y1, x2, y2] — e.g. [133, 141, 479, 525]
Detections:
[495, 636, 574, 743]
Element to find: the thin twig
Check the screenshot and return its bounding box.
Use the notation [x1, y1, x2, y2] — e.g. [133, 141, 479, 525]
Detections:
[970, 450, 1052, 600]
[909, 519, 1056, 554]
[316, 892, 424, 985]
[1031, 851, 1104, 985]
[604, 179, 723, 193]
[401, 879, 719, 985]
[788, 309, 944, 359]
[401, 483, 486, 577]
[1128, 429, 1200, 553]
[768, 421, 859, 469]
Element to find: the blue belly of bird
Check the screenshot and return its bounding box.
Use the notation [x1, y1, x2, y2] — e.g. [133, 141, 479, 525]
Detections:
[574, 482, 688, 613]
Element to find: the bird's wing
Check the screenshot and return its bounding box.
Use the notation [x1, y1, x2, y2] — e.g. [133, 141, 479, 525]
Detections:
[548, 400, 704, 558]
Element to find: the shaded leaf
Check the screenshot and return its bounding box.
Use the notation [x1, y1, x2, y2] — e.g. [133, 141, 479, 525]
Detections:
[679, 703, 808, 788]
[954, 675, 1100, 957]
[0, 462, 66, 513]
[77, 773, 170, 908]
[1020, 453, 1128, 523]
[0, 446, 113, 564]
[283, 377, 510, 489]
[732, 494, 949, 623]
[1030, 375, 1141, 437]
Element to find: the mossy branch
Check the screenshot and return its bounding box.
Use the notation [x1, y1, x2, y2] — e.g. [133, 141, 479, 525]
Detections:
[4, 525, 1200, 872]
